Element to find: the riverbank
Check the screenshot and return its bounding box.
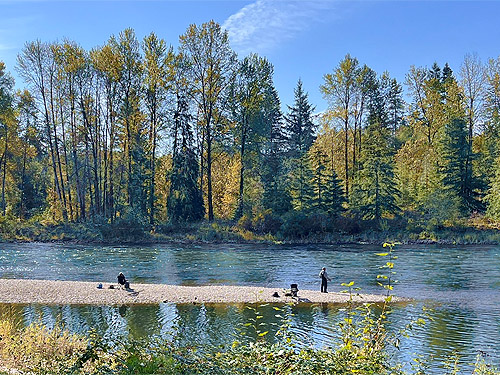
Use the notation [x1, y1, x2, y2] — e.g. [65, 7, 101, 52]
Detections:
[0, 279, 399, 305]
[2, 218, 500, 245]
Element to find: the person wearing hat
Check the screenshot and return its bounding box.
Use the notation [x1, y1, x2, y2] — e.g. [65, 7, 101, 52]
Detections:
[117, 272, 129, 289]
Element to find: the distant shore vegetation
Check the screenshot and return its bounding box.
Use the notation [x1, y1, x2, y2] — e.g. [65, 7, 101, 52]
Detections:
[1, 21, 500, 243]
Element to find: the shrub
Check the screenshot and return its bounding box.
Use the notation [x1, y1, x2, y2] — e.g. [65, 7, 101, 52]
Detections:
[0, 319, 87, 374]
[279, 211, 310, 238]
[100, 207, 149, 241]
[237, 214, 253, 231]
[333, 215, 362, 235]
[279, 211, 329, 238]
[252, 209, 282, 235]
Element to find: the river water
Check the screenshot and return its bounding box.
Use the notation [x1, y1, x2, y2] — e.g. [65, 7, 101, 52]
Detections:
[1, 242, 499, 372]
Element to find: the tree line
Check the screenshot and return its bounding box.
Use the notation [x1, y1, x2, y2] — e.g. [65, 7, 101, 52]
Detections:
[1, 21, 500, 236]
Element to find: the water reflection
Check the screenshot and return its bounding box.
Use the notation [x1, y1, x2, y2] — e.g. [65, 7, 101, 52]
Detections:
[1, 243, 500, 372]
[1, 300, 498, 373]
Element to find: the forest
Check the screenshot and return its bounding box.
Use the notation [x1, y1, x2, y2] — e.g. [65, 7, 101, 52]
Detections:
[1, 20, 500, 242]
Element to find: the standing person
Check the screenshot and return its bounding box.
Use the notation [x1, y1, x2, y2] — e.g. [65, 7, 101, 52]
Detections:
[319, 267, 331, 293]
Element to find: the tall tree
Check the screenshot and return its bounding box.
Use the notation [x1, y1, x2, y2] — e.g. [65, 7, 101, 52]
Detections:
[143, 32, 172, 225]
[321, 54, 360, 199]
[167, 93, 204, 222]
[179, 20, 237, 221]
[308, 144, 344, 215]
[284, 79, 317, 213]
[230, 54, 274, 219]
[351, 76, 398, 221]
[440, 118, 476, 213]
[113, 29, 145, 215]
[261, 85, 291, 215]
[0, 62, 15, 216]
[15, 89, 46, 220]
[17, 41, 69, 221]
[285, 79, 317, 158]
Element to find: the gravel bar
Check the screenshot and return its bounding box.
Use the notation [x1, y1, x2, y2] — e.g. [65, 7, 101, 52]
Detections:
[0, 279, 399, 305]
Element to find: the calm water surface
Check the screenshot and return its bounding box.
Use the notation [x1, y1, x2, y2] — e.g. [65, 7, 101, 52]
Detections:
[1, 242, 499, 372]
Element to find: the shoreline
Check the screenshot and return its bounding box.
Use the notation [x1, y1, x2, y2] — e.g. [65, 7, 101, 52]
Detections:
[2, 237, 499, 246]
[3, 220, 500, 246]
[0, 279, 401, 306]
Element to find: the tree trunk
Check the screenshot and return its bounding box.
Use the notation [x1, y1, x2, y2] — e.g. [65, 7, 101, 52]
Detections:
[49, 79, 68, 222]
[235, 118, 247, 220]
[1, 127, 7, 216]
[207, 124, 214, 221]
[59, 95, 74, 221]
[344, 116, 349, 199]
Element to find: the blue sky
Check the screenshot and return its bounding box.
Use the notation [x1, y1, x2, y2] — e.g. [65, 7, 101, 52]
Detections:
[1, 0, 499, 112]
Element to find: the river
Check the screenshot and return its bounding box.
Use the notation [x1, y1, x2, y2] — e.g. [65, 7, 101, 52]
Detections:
[1, 242, 499, 372]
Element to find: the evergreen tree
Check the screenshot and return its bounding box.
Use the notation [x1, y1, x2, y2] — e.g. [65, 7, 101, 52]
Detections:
[485, 154, 500, 220]
[167, 94, 204, 222]
[382, 73, 405, 135]
[288, 154, 314, 212]
[441, 118, 478, 212]
[308, 146, 344, 215]
[283, 79, 317, 212]
[442, 62, 454, 85]
[284, 79, 317, 158]
[351, 77, 398, 221]
[261, 85, 292, 215]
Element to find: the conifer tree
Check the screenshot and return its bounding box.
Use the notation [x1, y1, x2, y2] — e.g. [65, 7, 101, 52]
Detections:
[308, 145, 344, 215]
[167, 94, 204, 222]
[284, 79, 317, 212]
[485, 154, 500, 220]
[441, 118, 478, 213]
[261, 86, 292, 215]
[351, 76, 398, 221]
[382, 73, 405, 135]
[284, 79, 317, 158]
[288, 154, 313, 212]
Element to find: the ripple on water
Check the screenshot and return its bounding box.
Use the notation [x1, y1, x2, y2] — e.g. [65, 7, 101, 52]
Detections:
[1, 243, 500, 373]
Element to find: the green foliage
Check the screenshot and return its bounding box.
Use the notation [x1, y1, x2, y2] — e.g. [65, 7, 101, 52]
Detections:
[100, 207, 149, 241]
[252, 209, 283, 235]
[440, 118, 479, 213]
[230, 54, 276, 219]
[308, 145, 345, 216]
[485, 154, 500, 220]
[285, 79, 317, 158]
[167, 147, 205, 222]
[279, 210, 330, 238]
[351, 75, 399, 221]
[4, 30, 500, 237]
[287, 155, 314, 212]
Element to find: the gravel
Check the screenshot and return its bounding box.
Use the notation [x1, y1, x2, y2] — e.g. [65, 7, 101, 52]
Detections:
[0, 279, 398, 305]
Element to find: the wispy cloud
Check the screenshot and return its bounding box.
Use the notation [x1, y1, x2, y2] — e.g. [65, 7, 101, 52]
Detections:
[223, 0, 336, 55]
[0, 43, 14, 51]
